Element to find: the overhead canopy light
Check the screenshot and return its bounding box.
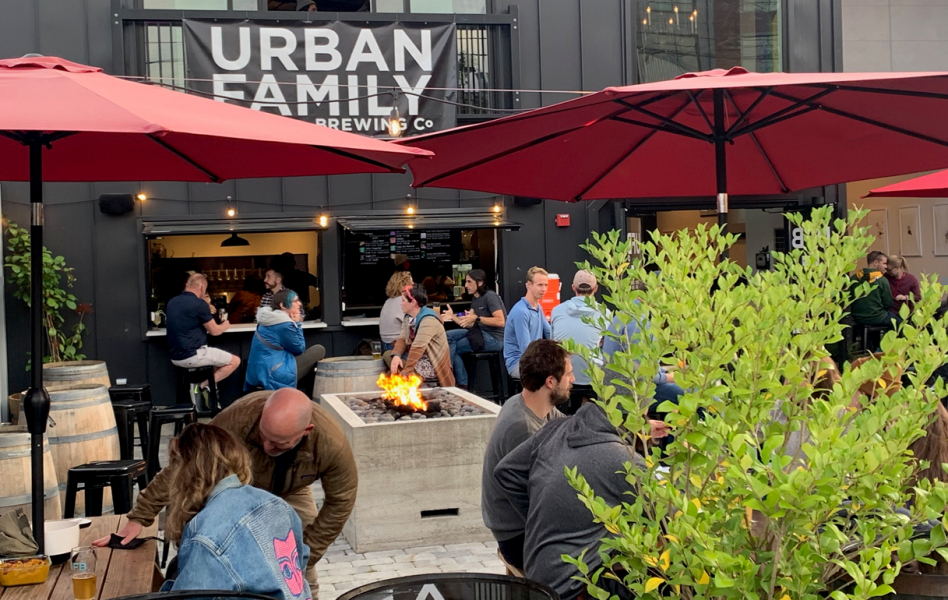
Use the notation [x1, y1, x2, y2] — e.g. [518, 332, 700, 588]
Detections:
[221, 232, 250, 247]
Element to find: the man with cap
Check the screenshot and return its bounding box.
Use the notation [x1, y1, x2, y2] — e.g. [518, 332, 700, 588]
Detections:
[550, 271, 602, 412]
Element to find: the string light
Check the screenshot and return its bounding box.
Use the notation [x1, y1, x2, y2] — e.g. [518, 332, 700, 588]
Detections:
[136, 193, 147, 202]
[492, 204, 502, 213]
[407, 205, 415, 215]
[388, 92, 403, 138]
[318, 215, 329, 227]
[226, 208, 236, 217]
[226, 195, 236, 217]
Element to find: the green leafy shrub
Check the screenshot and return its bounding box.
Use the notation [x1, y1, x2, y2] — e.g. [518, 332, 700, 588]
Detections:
[3, 216, 90, 366]
[565, 206, 948, 600]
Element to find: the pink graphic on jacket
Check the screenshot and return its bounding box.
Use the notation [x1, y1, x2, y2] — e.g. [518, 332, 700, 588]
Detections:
[273, 530, 304, 596]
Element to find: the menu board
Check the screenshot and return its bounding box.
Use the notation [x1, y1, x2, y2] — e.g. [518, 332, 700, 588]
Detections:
[358, 229, 454, 265]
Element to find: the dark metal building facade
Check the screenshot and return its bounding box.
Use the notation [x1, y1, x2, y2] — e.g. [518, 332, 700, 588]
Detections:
[0, 0, 842, 403]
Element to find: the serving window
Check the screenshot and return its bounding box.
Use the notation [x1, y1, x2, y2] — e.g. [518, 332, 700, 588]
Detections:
[145, 229, 322, 328]
[341, 227, 498, 317]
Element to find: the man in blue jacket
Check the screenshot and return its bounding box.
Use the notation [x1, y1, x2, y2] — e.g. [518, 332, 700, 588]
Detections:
[503, 266, 551, 379]
[245, 289, 325, 391]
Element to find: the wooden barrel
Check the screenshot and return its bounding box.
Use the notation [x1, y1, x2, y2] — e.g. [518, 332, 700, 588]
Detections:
[313, 357, 386, 402]
[46, 384, 120, 516]
[0, 424, 62, 521]
[43, 360, 111, 389]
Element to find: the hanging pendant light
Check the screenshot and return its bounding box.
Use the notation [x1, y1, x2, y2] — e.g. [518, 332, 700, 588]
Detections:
[221, 232, 250, 247]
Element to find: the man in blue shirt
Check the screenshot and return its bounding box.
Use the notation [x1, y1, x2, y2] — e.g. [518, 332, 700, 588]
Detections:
[167, 273, 240, 387]
[503, 266, 551, 379]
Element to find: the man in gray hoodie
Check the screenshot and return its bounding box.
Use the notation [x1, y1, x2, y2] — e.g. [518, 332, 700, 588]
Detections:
[481, 340, 572, 571]
[494, 401, 643, 600]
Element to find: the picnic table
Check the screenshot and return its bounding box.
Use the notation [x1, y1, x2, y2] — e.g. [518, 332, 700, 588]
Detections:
[0, 516, 159, 600]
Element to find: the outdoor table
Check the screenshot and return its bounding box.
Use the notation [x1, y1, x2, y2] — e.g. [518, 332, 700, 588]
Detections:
[0, 516, 159, 600]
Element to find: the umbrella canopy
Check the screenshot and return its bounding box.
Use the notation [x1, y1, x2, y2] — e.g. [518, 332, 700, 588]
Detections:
[0, 55, 431, 179]
[399, 66, 948, 213]
[864, 170, 948, 198]
[0, 55, 429, 551]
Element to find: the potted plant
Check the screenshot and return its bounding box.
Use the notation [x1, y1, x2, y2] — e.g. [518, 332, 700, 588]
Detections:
[3, 216, 91, 368]
[565, 206, 948, 600]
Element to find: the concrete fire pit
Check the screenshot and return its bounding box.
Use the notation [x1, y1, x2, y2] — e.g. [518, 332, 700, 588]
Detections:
[320, 387, 500, 553]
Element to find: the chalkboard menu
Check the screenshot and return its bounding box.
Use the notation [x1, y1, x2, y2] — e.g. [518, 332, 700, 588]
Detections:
[344, 227, 489, 311]
[357, 229, 454, 265]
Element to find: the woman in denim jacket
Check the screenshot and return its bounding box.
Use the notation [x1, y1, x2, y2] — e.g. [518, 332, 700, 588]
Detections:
[162, 423, 313, 600]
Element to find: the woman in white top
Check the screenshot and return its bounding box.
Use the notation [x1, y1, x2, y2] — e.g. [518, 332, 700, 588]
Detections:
[379, 271, 413, 350]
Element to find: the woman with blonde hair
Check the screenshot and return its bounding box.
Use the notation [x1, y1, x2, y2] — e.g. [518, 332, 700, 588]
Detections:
[379, 271, 412, 351]
[885, 254, 921, 314]
[163, 423, 312, 600]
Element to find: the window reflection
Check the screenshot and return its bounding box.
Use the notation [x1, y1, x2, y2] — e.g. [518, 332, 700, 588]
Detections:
[637, 0, 781, 83]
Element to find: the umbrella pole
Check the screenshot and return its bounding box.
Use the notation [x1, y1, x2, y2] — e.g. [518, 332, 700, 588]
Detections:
[22, 134, 50, 554]
[713, 89, 729, 260]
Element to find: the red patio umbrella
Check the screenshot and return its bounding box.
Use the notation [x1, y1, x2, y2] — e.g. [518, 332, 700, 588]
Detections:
[0, 55, 430, 551]
[864, 170, 948, 198]
[400, 66, 948, 227]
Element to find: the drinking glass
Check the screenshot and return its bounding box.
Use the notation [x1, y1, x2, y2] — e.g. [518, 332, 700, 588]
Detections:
[370, 341, 382, 360]
[432, 301, 441, 314]
[70, 546, 97, 600]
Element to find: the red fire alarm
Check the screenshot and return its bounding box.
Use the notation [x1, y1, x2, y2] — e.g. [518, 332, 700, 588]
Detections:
[555, 213, 570, 227]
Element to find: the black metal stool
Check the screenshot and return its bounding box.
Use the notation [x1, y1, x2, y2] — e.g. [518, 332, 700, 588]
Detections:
[109, 385, 152, 462]
[147, 405, 197, 481]
[859, 324, 889, 353]
[561, 384, 596, 415]
[63, 460, 147, 518]
[466, 351, 506, 403]
[175, 365, 220, 415]
[506, 375, 523, 401]
[111, 400, 151, 462]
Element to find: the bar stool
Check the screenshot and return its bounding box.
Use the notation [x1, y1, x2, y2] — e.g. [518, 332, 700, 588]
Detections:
[557, 384, 595, 415]
[175, 366, 219, 415]
[466, 351, 506, 403]
[859, 324, 889, 353]
[147, 405, 197, 481]
[111, 400, 151, 461]
[109, 384, 152, 462]
[63, 460, 147, 518]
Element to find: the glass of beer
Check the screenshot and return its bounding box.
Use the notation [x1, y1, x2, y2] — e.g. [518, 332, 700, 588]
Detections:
[370, 341, 382, 360]
[70, 546, 97, 600]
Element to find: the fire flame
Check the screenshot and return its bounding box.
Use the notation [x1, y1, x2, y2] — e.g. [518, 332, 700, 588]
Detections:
[376, 372, 427, 411]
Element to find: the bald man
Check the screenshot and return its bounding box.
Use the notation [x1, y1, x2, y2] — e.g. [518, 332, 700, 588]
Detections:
[97, 389, 358, 592]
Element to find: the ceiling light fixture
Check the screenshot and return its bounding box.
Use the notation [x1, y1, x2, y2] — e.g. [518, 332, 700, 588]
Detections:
[221, 232, 249, 247]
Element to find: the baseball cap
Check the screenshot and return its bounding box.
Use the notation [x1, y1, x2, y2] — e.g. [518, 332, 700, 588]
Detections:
[573, 270, 597, 292]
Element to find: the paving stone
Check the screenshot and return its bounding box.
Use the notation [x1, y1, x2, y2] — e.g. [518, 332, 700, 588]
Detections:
[320, 584, 336, 592]
[369, 563, 401, 572]
[363, 549, 406, 559]
[403, 545, 446, 554]
[321, 574, 355, 585]
[318, 567, 356, 577]
[456, 555, 487, 564]
[407, 552, 436, 561]
[445, 542, 492, 551]
[470, 546, 500, 555]
[353, 572, 387, 581]
[349, 557, 396, 567]
[333, 582, 362, 592]
[393, 554, 414, 563]
[320, 561, 357, 572]
[322, 552, 349, 563]
[328, 553, 359, 563]
[410, 559, 456, 569]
